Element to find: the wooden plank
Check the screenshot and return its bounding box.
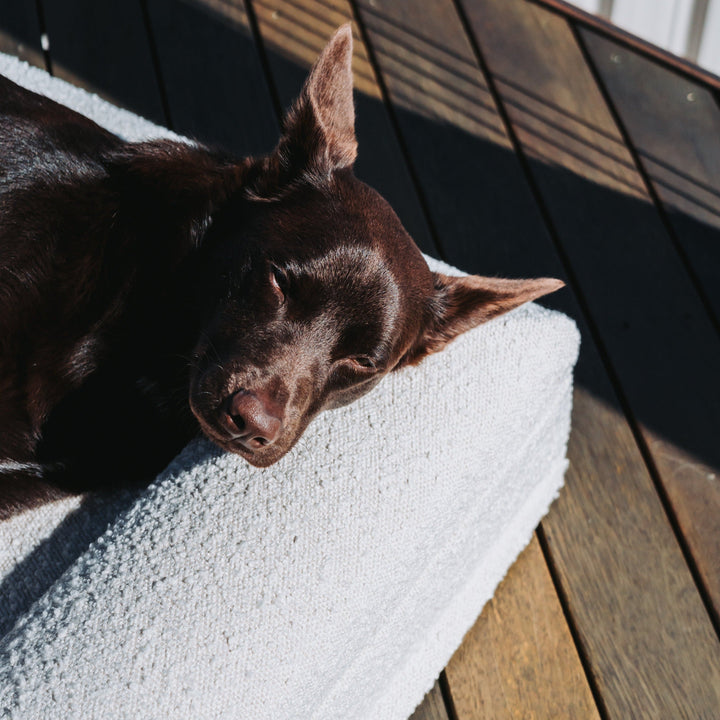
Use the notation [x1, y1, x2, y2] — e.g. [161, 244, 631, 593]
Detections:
[445, 535, 600, 720]
[460, 1, 645, 197]
[464, 0, 720, 631]
[249, 0, 438, 255]
[145, 0, 279, 156]
[0, 1, 46, 68]
[350, 2, 611, 308]
[456, 0, 720, 715]
[354, 0, 559, 276]
[640, 429, 720, 632]
[40, 0, 165, 122]
[408, 682, 450, 720]
[581, 29, 720, 321]
[544, 388, 720, 717]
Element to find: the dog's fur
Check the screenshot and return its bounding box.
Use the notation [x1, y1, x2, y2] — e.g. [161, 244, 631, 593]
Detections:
[0, 26, 562, 518]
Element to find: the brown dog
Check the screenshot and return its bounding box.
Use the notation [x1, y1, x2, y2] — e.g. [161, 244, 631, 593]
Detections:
[0, 26, 562, 516]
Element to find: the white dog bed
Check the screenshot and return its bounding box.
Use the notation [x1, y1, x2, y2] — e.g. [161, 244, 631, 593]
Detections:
[0, 54, 580, 720]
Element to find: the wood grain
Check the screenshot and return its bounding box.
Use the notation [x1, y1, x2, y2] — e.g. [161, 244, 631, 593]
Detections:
[472, 11, 644, 199]
[445, 536, 600, 720]
[542, 388, 720, 717]
[463, 0, 720, 630]
[643, 429, 720, 626]
[354, 0, 509, 146]
[581, 29, 720, 321]
[408, 681, 450, 720]
[252, 0, 380, 99]
[354, 0, 564, 277]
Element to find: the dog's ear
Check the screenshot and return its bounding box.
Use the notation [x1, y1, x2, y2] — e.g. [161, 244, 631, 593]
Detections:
[249, 25, 356, 196]
[403, 274, 565, 365]
[286, 23, 357, 172]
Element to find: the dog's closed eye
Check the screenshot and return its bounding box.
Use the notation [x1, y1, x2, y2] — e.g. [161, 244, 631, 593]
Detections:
[333, 355, 378, 373]
[269, 265, 288, 305]
[346, 355, 375, 370]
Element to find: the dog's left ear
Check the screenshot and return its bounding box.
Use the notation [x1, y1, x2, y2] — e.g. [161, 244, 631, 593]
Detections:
[250, 25, 356, 195]
[286, 23, 357, 172]
[403, 274, 565, 365]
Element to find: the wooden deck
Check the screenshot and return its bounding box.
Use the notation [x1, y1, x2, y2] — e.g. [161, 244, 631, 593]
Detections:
[2, 0, 720, 717]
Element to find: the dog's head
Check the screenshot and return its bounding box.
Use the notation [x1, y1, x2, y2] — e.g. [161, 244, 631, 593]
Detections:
[120, 26, 562, 467]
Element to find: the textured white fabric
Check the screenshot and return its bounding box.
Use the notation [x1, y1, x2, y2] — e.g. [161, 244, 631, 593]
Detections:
[0, 54, 581, 720]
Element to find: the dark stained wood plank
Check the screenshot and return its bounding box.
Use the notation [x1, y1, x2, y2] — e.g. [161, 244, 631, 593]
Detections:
[145, 0, 279, 156]
[641, 432, 720, 617]
[445, 536, 600, 719]
[455, 0, 720, 714]
[251, 0, 380, 99]
[0, 1, 46, 68]
[249, 0, 438, 255]
[462, 0, 720, 634]
[40, 0, 165, 122]
[354, 0, 556, 276]
[544, 388, 720, 718]
[455, 12, 645, 200]
[409, 682, 450, 720]
[581, 29, 720, 322]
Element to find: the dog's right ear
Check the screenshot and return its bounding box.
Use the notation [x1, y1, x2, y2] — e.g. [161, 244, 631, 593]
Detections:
[247, 25, 357, 196]
[401, 274, 565, 366]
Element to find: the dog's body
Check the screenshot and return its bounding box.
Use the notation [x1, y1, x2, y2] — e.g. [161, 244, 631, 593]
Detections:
[0, 27, 562, 517]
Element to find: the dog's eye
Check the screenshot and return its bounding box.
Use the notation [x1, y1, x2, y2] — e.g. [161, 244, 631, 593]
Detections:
[269, 265, 287, 304]
[346, 355, 376, 370]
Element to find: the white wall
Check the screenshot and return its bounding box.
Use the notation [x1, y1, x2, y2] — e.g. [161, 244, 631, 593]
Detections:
[697, 0, 720, 74]
[571, 0, 602, 11]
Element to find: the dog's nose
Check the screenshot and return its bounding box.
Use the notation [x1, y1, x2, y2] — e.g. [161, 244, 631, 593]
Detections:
[227, 389, 283, 449]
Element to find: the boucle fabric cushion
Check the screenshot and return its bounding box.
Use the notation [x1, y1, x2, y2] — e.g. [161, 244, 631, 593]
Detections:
[0, 54, 580, 720]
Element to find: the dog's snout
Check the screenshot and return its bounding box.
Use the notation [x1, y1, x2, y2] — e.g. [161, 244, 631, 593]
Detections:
[227, 389, 283, 449]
